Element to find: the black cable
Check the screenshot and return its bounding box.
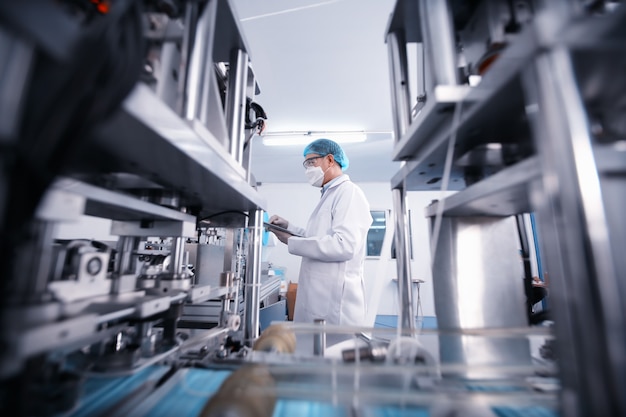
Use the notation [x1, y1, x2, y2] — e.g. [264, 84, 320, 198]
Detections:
[244, 98, 267, 148]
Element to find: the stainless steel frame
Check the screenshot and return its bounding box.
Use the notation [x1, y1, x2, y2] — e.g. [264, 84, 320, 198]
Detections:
[386, 0, 626, 415]
[0, 0, 269, 409]
[522, 45, 626, 417]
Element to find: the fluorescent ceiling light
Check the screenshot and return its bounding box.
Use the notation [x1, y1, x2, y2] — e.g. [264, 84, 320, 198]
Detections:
[261, 131, 367, 146]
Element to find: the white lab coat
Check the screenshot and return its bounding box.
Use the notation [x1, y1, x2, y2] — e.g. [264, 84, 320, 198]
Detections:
[286, 175, 373, 327]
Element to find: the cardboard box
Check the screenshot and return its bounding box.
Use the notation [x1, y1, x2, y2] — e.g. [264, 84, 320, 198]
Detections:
[286, 282, 298, 321]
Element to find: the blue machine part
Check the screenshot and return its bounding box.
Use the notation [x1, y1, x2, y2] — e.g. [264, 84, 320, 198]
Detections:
[60, 366, 171, 417]
[263, 211, 270, 246]
[142, 369, 231, 417]
[57, 367, 559, 417]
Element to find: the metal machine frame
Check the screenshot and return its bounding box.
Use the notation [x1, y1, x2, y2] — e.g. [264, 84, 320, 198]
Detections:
[0, 1, 270, 414]
[386, 0, 626, 415]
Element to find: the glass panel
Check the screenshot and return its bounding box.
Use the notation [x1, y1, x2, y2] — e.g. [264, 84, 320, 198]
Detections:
[366, 210, 387, 257]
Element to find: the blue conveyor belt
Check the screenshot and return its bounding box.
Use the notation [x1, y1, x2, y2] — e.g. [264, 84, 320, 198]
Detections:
[142, 368, 231, 417]
[60, 365, 171, 417]
[59, 367, 559, 417]
[492, 406, 558, 417]
[274, 401, 431, 417]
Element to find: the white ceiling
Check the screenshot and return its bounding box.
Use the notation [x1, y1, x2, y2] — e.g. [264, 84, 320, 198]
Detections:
[231, 0, 402, 184]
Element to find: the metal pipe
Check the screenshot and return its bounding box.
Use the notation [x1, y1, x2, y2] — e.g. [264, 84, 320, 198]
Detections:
[176, 1, 199, 116]
[313, 319, 326, 356]
[243, 209, 263, 344]
[243, 70, 257, 184]
[392, 185, 415, 334]
[386, 30, 411, 141]
[115, 236, 139, 276]
[183, 2, 210, 121]
[223, 228, 235, 273]
[225, 48, 249, 164]
[170, 236, 185, 277]
[413, 42, 427, 115]
[418, 0, 459, 86]
[523, 47, 625, 416]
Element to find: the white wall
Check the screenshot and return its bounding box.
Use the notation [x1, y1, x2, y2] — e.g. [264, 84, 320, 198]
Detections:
[257, 181, 454, 318]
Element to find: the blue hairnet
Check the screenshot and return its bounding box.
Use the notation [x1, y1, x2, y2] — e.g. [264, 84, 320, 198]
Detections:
[303, 138, 350, 171]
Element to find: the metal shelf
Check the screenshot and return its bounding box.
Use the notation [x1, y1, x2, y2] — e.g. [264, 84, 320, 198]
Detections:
[48, 178, 197, 222]
[385, 2, 626, 415]
[424, 156, 540, 217]
[61, 84, 267, 219]
[390, 4, 626, 172]
[391, 85, 472, 162]
[391, 24, 538, 164]
[391, 73, 533, 191]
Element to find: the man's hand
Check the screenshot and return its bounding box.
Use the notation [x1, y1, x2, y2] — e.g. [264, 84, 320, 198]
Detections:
[272, 229, 291, 244]
[268, 215, 288, 229]
[267, 215, 292, 243]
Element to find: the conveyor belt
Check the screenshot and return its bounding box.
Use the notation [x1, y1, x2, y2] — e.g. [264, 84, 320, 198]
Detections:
[59, 366, 171, 417]
[139, 368, 231, 417]
[57, 367, 560, 417]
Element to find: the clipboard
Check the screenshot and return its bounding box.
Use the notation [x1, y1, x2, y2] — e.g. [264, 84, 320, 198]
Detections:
[263, 222, 303, 237]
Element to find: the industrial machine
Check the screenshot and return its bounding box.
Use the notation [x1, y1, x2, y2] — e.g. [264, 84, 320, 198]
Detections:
[0, 0, 271, 415]
[387, 0, 626, 416]
[0, 0, 623, 416]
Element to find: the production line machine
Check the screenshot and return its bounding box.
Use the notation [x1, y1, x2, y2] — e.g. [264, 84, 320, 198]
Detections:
[0, 0, 276, 414]
[0, 0, 624, 416]
[386, 0, 626, 416]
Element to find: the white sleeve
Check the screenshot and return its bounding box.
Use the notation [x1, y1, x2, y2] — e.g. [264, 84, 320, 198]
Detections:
[288, 184, 372, 261]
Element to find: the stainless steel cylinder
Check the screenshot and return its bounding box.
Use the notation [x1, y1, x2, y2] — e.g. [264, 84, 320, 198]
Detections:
[226, 48, 249, 164]
[419, 0, 459, 86]
[313, 319, 326, 356]
[170, 237, 185, 277]
[386, 30, 412, 140]
[392, 186, 415, 333]
[243, 209, 263, 344]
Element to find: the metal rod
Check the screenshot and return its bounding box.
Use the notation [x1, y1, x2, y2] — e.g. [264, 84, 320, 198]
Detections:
[226, 48, 249, 164]
[223, 228, 235, 273]
[392, 185, 415, 334]
[243, 209, 263, 343]
[386, 30, 411, 141]
[115, 236, 139, 276]
[418, 0, 459, 86]
[176, 1, 199, 116]
[313, 319, 326, 356]
[183, 1, 210, 121]
[523, 47, 625, 416]
[414, 42, 427, 114]
[170, 237, 185, 277]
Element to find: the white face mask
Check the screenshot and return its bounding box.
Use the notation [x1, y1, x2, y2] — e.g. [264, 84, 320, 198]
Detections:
[305, 166, 325, 187]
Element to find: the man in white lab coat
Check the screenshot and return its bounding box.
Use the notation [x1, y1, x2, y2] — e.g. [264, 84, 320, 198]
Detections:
[269, 139, 373, 347]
